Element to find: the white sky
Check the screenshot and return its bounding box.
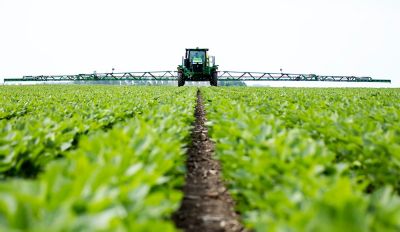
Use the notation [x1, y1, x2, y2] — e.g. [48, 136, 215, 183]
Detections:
[0, 0, 399, 86]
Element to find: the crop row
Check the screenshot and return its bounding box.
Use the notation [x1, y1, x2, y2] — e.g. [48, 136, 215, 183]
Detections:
[202, 87, 400, 231]
[0, 86, 185, 178]
[0, 86, 196, 231]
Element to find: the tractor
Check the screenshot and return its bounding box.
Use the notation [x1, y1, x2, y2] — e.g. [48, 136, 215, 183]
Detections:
[177, 48, 218, 86]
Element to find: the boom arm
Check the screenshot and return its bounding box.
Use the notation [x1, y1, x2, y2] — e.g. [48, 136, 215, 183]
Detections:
[4, 71, 391, 83]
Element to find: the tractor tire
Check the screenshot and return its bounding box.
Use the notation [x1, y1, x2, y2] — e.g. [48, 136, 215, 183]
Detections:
[210, 72, 218, 86]
[178, 72, 185, 87]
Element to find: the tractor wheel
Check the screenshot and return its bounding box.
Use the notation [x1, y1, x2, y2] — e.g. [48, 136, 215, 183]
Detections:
[178, 71, 185, 87]
[210, 72, 218, 86]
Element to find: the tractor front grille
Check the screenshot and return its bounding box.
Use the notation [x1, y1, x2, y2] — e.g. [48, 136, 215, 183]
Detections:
[192, 64, 203, 72]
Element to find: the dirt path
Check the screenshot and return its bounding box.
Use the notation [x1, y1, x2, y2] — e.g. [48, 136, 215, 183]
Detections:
[173, 90, 245, 232]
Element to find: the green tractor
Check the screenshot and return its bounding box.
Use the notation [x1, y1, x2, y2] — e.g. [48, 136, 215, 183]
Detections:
[177, 48, 218, 86]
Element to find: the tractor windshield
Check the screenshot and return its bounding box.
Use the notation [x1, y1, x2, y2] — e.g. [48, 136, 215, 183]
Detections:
[189, 51, 206, 63]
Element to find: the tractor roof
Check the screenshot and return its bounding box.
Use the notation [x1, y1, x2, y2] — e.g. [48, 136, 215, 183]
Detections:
[186, 48, 209, 51]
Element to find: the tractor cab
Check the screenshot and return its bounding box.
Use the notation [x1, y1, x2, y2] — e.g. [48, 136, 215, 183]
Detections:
[184, 48, 208, 72]
[188, 50, 206, 64]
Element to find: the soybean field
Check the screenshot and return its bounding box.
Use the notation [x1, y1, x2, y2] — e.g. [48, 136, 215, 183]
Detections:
[1, 85, 400, 232]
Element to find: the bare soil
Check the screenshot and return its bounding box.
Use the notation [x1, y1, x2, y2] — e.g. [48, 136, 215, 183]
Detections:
[173, 90, 245, 232]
